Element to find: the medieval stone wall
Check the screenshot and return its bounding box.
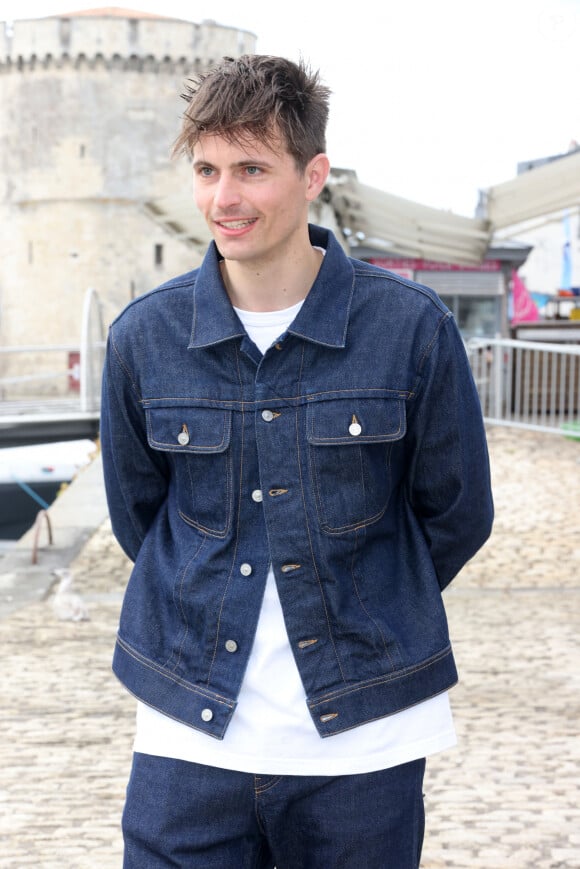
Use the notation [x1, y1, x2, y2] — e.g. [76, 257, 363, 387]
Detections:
[0, 11, 256, 396]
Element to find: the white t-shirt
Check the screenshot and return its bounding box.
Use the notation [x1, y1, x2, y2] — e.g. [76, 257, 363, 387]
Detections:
[134, 298, 456, 775]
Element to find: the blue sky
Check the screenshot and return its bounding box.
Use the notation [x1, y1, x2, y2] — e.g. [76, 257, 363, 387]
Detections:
[2, 0, 579, 215]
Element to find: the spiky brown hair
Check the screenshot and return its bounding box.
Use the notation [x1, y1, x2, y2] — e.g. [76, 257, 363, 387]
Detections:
[172, 55, 330, 171]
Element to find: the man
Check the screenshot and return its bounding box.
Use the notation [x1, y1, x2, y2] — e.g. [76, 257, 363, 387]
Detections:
[101, 55, 493, 868]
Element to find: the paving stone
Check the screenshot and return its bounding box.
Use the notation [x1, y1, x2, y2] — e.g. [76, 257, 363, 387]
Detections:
[0, 426, 579, 867]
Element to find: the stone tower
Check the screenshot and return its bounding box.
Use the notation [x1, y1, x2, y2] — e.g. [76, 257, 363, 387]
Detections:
[0, 8, 255, 394]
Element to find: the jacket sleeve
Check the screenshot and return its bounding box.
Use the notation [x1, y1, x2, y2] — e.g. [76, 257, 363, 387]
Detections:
[405, 311, 494, 590]
[100, 327, 170, 562]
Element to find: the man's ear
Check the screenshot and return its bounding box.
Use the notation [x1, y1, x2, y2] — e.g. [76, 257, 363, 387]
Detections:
[305, 153, 331, 202]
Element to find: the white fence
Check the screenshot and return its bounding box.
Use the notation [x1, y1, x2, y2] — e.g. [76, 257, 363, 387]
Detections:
[0, 287, 105, 424]
[467, 336, 580, 437]
[0, 289, 105, 413]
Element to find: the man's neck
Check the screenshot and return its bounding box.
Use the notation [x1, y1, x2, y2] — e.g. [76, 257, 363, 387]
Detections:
[220, 245, 323, 313]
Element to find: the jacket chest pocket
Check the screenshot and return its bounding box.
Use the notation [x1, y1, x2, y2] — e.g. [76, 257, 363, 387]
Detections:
[307, 398, 406, 533]
[145, 405, 233, 538]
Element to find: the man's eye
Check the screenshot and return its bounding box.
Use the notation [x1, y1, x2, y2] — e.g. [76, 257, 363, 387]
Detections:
[199, 167, 213, 177]
[245, 166, 260, 175]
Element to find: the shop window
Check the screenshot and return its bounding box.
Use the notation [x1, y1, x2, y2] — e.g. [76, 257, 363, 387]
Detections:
[440, 295, 500, 340]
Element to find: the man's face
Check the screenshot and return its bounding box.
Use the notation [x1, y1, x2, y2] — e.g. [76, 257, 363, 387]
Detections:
[192, 129, 327, 269]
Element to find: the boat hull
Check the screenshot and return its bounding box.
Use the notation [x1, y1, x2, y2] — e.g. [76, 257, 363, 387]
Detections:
[0, 480, 64, 539]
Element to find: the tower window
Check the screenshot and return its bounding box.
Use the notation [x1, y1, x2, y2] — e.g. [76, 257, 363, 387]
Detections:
[154, 244, 163, 266]
[59, 18, 71, 47]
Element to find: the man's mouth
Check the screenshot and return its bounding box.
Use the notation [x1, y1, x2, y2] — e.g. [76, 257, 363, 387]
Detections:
[215, 218, 257, 230]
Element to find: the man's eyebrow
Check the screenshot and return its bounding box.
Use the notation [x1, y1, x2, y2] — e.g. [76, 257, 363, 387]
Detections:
[235, 157, 275, 166]
[192, 157, 275, 169]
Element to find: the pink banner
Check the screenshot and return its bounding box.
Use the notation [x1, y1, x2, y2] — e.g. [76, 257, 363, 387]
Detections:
[511, 270, 539, 324]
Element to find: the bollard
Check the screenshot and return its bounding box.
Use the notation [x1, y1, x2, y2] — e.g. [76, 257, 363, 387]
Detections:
[31, 509, 53, 565]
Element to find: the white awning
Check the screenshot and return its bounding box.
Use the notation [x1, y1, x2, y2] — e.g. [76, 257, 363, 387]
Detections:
[143, 173, 491, 265]
[325, 172, 490, 265]
[141, 151, 580, 266]
[483, 149, 580, 229]
[141, 196, 212, 252]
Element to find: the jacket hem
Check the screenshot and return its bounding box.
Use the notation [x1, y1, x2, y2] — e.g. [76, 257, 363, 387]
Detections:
[307, 645, 458, 737]
[113, 635, 236, 740]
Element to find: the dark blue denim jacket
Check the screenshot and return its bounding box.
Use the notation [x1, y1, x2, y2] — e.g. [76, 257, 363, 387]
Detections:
[101, 224, 493, 740]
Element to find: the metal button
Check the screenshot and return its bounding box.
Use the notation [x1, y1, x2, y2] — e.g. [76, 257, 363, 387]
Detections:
[201, 708, 213, 722]
[349, 422, 362, 436]
[240, 563, 253, 576]
[251, 489, 263, 503]
[225, 639, 238, 653]
[261, 409, 274, 422]
[177, 425, 190, 445]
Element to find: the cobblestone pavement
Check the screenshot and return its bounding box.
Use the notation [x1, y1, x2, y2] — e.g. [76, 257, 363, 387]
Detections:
[0, 427, 579, 868]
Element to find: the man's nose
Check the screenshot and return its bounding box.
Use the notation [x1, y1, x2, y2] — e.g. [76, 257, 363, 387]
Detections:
[213, 174, 242, 210]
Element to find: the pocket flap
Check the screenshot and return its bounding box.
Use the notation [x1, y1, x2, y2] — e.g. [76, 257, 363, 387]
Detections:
[307, 398, 406, 446]
[146, 406, 232, 453]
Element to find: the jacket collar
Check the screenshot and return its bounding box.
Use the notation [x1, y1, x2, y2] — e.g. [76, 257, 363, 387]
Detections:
[188, 224, 354, 350]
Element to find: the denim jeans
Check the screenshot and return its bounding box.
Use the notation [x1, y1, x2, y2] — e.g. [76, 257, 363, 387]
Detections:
[122, 753, 426, 868]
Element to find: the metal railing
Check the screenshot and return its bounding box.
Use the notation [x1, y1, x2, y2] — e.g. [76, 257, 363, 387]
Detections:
[0, 287, 105, 419]
[467, 336, 580, 437]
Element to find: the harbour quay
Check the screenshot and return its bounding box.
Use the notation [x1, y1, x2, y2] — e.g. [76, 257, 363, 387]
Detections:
[0, 426, 579, 868]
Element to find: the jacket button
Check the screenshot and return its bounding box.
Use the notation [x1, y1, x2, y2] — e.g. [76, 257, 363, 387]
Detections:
[251, 489, 263, 503]
[261, 409, 274, 422]
[201, 708, 213, 722]
[349, 422, 362, 436]
[225, 639, 238, 653]
[240, 563, 253, 576]
[177, 427, 190, 445]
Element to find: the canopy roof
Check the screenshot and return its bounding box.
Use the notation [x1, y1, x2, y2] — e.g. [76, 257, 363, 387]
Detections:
[325, 171, 490, 265]
[482, 148, 580, 229]
[143, 171, 492, 265]
[143, 149, 580, 265]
